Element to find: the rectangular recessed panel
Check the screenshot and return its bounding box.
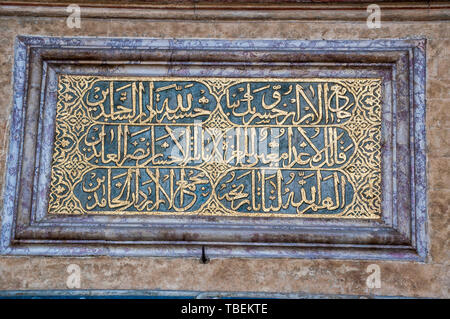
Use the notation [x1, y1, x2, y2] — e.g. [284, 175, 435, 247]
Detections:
[49, 75, 382, 218]
[2, 37, 427, 259]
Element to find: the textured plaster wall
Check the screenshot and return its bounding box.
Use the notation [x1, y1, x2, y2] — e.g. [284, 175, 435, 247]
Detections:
[0, 15, 448, 297]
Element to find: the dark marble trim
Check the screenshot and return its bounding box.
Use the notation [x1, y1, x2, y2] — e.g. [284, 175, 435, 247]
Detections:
[0, 289, 426, 299]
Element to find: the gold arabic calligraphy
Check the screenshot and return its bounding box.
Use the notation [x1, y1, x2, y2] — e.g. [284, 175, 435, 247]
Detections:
[48, 76, 382, 218]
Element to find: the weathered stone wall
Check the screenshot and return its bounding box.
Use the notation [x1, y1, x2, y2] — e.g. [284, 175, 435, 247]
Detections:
[0, 3, 448, 297]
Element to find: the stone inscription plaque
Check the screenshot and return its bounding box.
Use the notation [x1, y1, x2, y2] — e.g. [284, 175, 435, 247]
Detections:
[3, 37, 428, 259]
[49, 75, 381, 218]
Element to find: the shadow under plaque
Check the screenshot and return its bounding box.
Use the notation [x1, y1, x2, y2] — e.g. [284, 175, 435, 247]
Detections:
[0, 36, 427, 260]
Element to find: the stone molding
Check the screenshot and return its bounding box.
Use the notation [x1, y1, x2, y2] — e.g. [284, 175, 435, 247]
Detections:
[0, 36, 427, 260]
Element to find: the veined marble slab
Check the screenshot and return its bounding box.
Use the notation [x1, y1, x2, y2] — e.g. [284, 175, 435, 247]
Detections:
[0, 36, 427, 260]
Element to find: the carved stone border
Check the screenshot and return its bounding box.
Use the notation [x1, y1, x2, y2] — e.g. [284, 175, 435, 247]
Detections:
[0, 36, 427, 260]
[1, 1, 449, 22]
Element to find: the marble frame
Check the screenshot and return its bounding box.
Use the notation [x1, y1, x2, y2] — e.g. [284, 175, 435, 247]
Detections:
[0, 36, 427, 260]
